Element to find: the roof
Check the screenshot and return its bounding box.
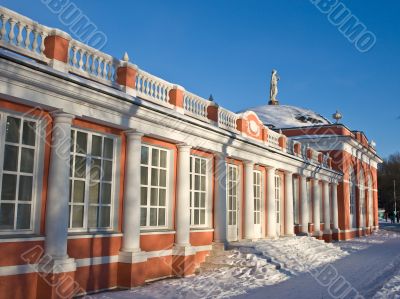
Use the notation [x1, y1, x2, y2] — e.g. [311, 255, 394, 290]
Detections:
[240, 104, 331, 129]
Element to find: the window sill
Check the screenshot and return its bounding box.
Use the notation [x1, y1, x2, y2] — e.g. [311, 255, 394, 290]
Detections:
[0, 234, 44, 243]
[67, 231, 123, 239]
[140, 229, 176, 235]
[190, 228, 214, 232]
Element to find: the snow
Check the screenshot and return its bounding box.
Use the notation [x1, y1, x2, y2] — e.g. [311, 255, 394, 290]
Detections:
[89, 229, 400, 299]
[240, 105, 331, 128]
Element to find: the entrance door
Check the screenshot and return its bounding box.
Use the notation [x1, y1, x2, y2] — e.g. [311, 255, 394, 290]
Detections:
[227, 164, 239, 241]
[253, 170, 262, 238]
[275, 174, 282, 236]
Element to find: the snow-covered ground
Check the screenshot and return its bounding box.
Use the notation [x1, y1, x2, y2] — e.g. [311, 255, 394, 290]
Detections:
[89, 229, 400, 299]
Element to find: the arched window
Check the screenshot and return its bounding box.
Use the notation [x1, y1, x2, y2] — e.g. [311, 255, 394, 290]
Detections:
[349, 166, 356, 228]
[359, 169, 366, 228]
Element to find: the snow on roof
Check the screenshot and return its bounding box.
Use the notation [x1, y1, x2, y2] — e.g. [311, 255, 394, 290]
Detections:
[240, 104, 331, 128]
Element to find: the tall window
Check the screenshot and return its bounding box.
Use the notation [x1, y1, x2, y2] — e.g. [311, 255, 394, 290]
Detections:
[368, 176, 373, 226]
[140, 145, 168, 228]
[275, 174, 281, 224]
[293, 177, 299, 224]
[227, 164, 239, 226]
[0, 115, 38, 231]
[359, 170, 365, 227]
[253, 170, 262, 225]
[320, 182, 324, 223]
[349, 166, 356, 228]
[69, 129, 115, 230]
[190, 155, 208, 227]
[307, 180, 312, 223]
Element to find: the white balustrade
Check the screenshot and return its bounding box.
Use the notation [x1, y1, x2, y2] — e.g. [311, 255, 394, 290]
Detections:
[286, 139, 294, 154]
[68, 40, 118, 85]
[0, 6, 50, 62]
[218, 107, 238, 130]
[136, 69, 173, 104]
[183, 91, 209, 120]
[268, 130, 281, 149]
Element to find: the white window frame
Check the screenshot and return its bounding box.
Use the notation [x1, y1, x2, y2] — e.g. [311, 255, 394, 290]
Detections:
[0, 110, 45, 235]
[227, 164, 239, 227]
[293, 177, 299, 224]
[68, 128, 119, 233]
[320, 182, 324, 223]
[189, 155, 212, 228]
[253, 170, 262, 225]
[349, 167, 356, 228]
[307, 180, 312, 223]
[140, 144, 172, 230]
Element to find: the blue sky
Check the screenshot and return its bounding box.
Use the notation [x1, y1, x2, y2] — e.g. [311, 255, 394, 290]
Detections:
[3, 0, 399, 158]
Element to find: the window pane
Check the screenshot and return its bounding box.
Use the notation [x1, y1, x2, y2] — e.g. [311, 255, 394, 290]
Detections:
[90, 159, 101, 180]
[160, 150, 167, 168]
[76, 132, 87, 154]
[151, 168, 158, 186]
[103, 138, 113, 159]
[88, 206, 98, 228]
[151, 148, 159, 166]
[6, 117, 20, 143]
[99, 206, 110, 227]
[141, 146, 149, 164]
[159, 169, 166, 187]
[74, 156, 86, 178]
[20, 148, 34, 173]
[92, 135, 102, 156]
[103, 160, 112, 181]
[195, 158, 200, 173]
[0, 203, 15, 229]
[16, 204, 31, 229]
[101, 183, 111, 204]
[159, 189, 166, 206]
[141, 167, 148, 185]
[150, 208, 157, 226]
[201, 159, 206, 175]
[150, 188, 158, 206]
[3, 145, 18, 171]
[200, 176, 206, 191]
[73, 181, 85, 203]
[140, 208, 147, 226]
[200, 210, 205, 225]
[71, 205, 84, 228]
[158, 208, 165, 226]
[1, 174, 17, 201]
[22, 121, 36, 146]
[194, 192, 199, 207]
[141, 187, 147, 205]
[18, 176, 33, 202]
[200, 193, 206, 208]
[194, 175, 200, 190]
[194, 209, 199, 225]
[89, 182, 100, 203]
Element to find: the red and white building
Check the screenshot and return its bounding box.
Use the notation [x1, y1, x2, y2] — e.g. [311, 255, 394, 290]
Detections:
[0, 7, 382, 299]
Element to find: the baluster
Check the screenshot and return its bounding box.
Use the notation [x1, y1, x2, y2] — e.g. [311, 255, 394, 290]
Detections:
[102, 59, 107, 79]
[39, 31, 46, 54]
[24, 25, 31, 49]
[107, 62, 113, 80]
[90, 54, 96, 74]
[71, 46, 77, 66]
[32, 29, 39, 52]
[97, 57, 102, 77]
[16, 21, 23, 46]
[166, 87, 170, 102]
[0, 15, 7, 40]
[145, 78, 150, 95]
[84, 51, 90, 72]
[8, 18, 16, 44]
[160, 85, 165, 101]
[78, 49, 84, 70]
[136, 74, 141, 92]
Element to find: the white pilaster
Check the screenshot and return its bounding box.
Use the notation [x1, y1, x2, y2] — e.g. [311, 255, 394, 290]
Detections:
[332, 183, 339, 231]
[313, 179, 321, 237]
[244, 160, 255, 240]
[214, 154, 227, 244]
[175, 144, 192, 247]
[323, 181, 332, 235]
[120, 131, 144, 258]
[266, 167, 276, 238]
[44, 112, 76, 270]
[300, 175, 309, 234]
[284, 171, 295, 236]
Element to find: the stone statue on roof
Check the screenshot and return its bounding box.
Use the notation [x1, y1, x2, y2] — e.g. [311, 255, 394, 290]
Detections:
[269, 69, 280, 105]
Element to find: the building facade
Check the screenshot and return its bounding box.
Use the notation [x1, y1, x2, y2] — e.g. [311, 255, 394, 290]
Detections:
[0, 7, 381, 299]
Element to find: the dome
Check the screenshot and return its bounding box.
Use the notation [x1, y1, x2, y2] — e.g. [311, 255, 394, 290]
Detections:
[240, 104, 331, 129]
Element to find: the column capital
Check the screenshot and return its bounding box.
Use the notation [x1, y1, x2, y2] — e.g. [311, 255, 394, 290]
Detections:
[284, 170, 293, 175]
[51, 110, 75, 124]
[266, 166, 276, 172]
[124, 130, 144, 140]
[177, 143, 192, 151]
[243, 160, 254, 167]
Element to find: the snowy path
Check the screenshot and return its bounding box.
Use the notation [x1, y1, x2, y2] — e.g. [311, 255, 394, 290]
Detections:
[239, 230, 400, 299]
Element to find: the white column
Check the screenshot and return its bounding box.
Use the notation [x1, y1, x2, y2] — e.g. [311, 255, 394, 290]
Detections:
[300, 175, 309, 234]
[244, 161, 255, 240]
[175, 144, 192, 247]
[323, 181, 332, 235]
[45, 112, 74, 261]
[214, 154, 227, 244]
[266, 167, 276, 238]
[284, 171, 294, 236]
[120, 131, 143, 253]
[313, 178, 321, 236]
[332, 183, 339, 231]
